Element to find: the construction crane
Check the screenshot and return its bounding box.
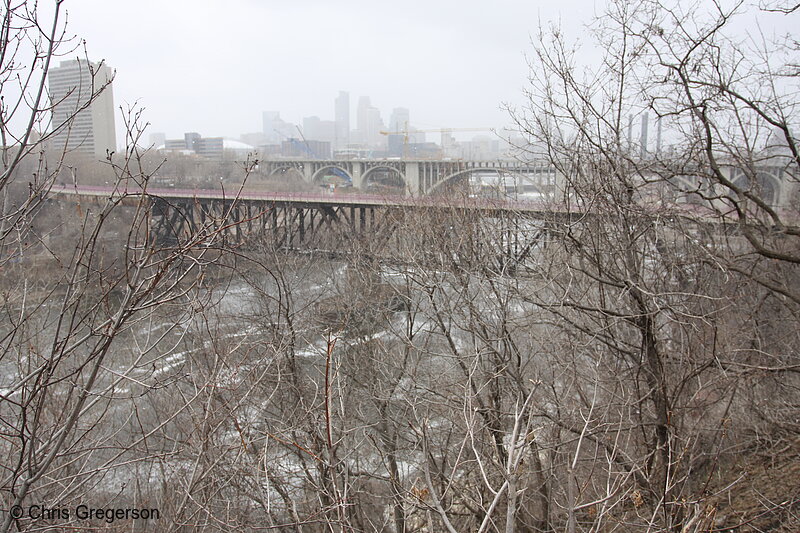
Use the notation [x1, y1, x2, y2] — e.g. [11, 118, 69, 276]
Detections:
[293, 125, 321, 159]
[271, 127, 321, 159]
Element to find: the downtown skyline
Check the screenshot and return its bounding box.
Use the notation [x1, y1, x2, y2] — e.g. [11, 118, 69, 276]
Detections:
[58, 0, 605, 146]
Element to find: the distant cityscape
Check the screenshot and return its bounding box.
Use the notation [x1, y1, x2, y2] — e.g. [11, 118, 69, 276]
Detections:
[48, 59, 523, 162]
[150, 90, 522, 161]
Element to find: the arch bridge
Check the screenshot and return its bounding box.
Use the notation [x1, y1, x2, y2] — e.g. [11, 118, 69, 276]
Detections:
[260, 158, 558, 196]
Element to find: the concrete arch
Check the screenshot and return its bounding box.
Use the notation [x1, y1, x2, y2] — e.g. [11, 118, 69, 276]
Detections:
[361, 165, 407, 190]
[267, 165, 303, 178]
[311, 165, 354, 185]
[730, 168, 780, 206]
[429, 167, 545, 195]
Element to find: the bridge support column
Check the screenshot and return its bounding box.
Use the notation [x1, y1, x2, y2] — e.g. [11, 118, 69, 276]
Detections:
[351, 162, 363, 189]
[404, 162, 420, 196]
[302, 163, 314, 184]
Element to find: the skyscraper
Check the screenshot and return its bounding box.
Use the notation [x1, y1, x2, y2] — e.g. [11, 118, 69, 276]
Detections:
[389, 107, 410, 133]
[48, 59, 116, 157]
[365, 106, 384, 147]
[356, 96, 372, 146]
[334, 91, 349, 149]
[356, 96, 384, 147]
[303, 116, 336, 144]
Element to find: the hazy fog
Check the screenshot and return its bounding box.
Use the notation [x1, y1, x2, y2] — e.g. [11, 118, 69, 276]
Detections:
[64, 0, 604, 142]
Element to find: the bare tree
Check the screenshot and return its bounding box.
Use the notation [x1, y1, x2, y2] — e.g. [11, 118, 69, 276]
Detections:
[0, 3, 260, 531]
[510, 0, 800, 530]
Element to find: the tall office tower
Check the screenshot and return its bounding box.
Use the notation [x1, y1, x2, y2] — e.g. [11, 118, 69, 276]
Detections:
[389, 107, 410, 133]
[302, 116, 336, 144]
[334, 91, 349, 149]
[262, 111, 281, 143]
[356, 96, 372, 145]
[356, 96, 384, 147]
[365, 106, 384, 147]
[48, 59, 116, 157]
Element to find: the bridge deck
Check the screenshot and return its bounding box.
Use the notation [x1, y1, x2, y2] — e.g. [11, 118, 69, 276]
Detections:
[51, 184, 747, 223]
[52, 184, 564, 215]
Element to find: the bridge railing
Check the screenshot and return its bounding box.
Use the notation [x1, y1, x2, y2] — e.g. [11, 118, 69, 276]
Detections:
[52, 183, 562, 211]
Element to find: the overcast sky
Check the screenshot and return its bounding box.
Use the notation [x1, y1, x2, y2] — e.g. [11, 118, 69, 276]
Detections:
[60, 0, 602, 143]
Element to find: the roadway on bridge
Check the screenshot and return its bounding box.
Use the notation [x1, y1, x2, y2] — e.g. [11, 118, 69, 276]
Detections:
[52, 184, 559, 213]
[52, 183, 737, 222]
